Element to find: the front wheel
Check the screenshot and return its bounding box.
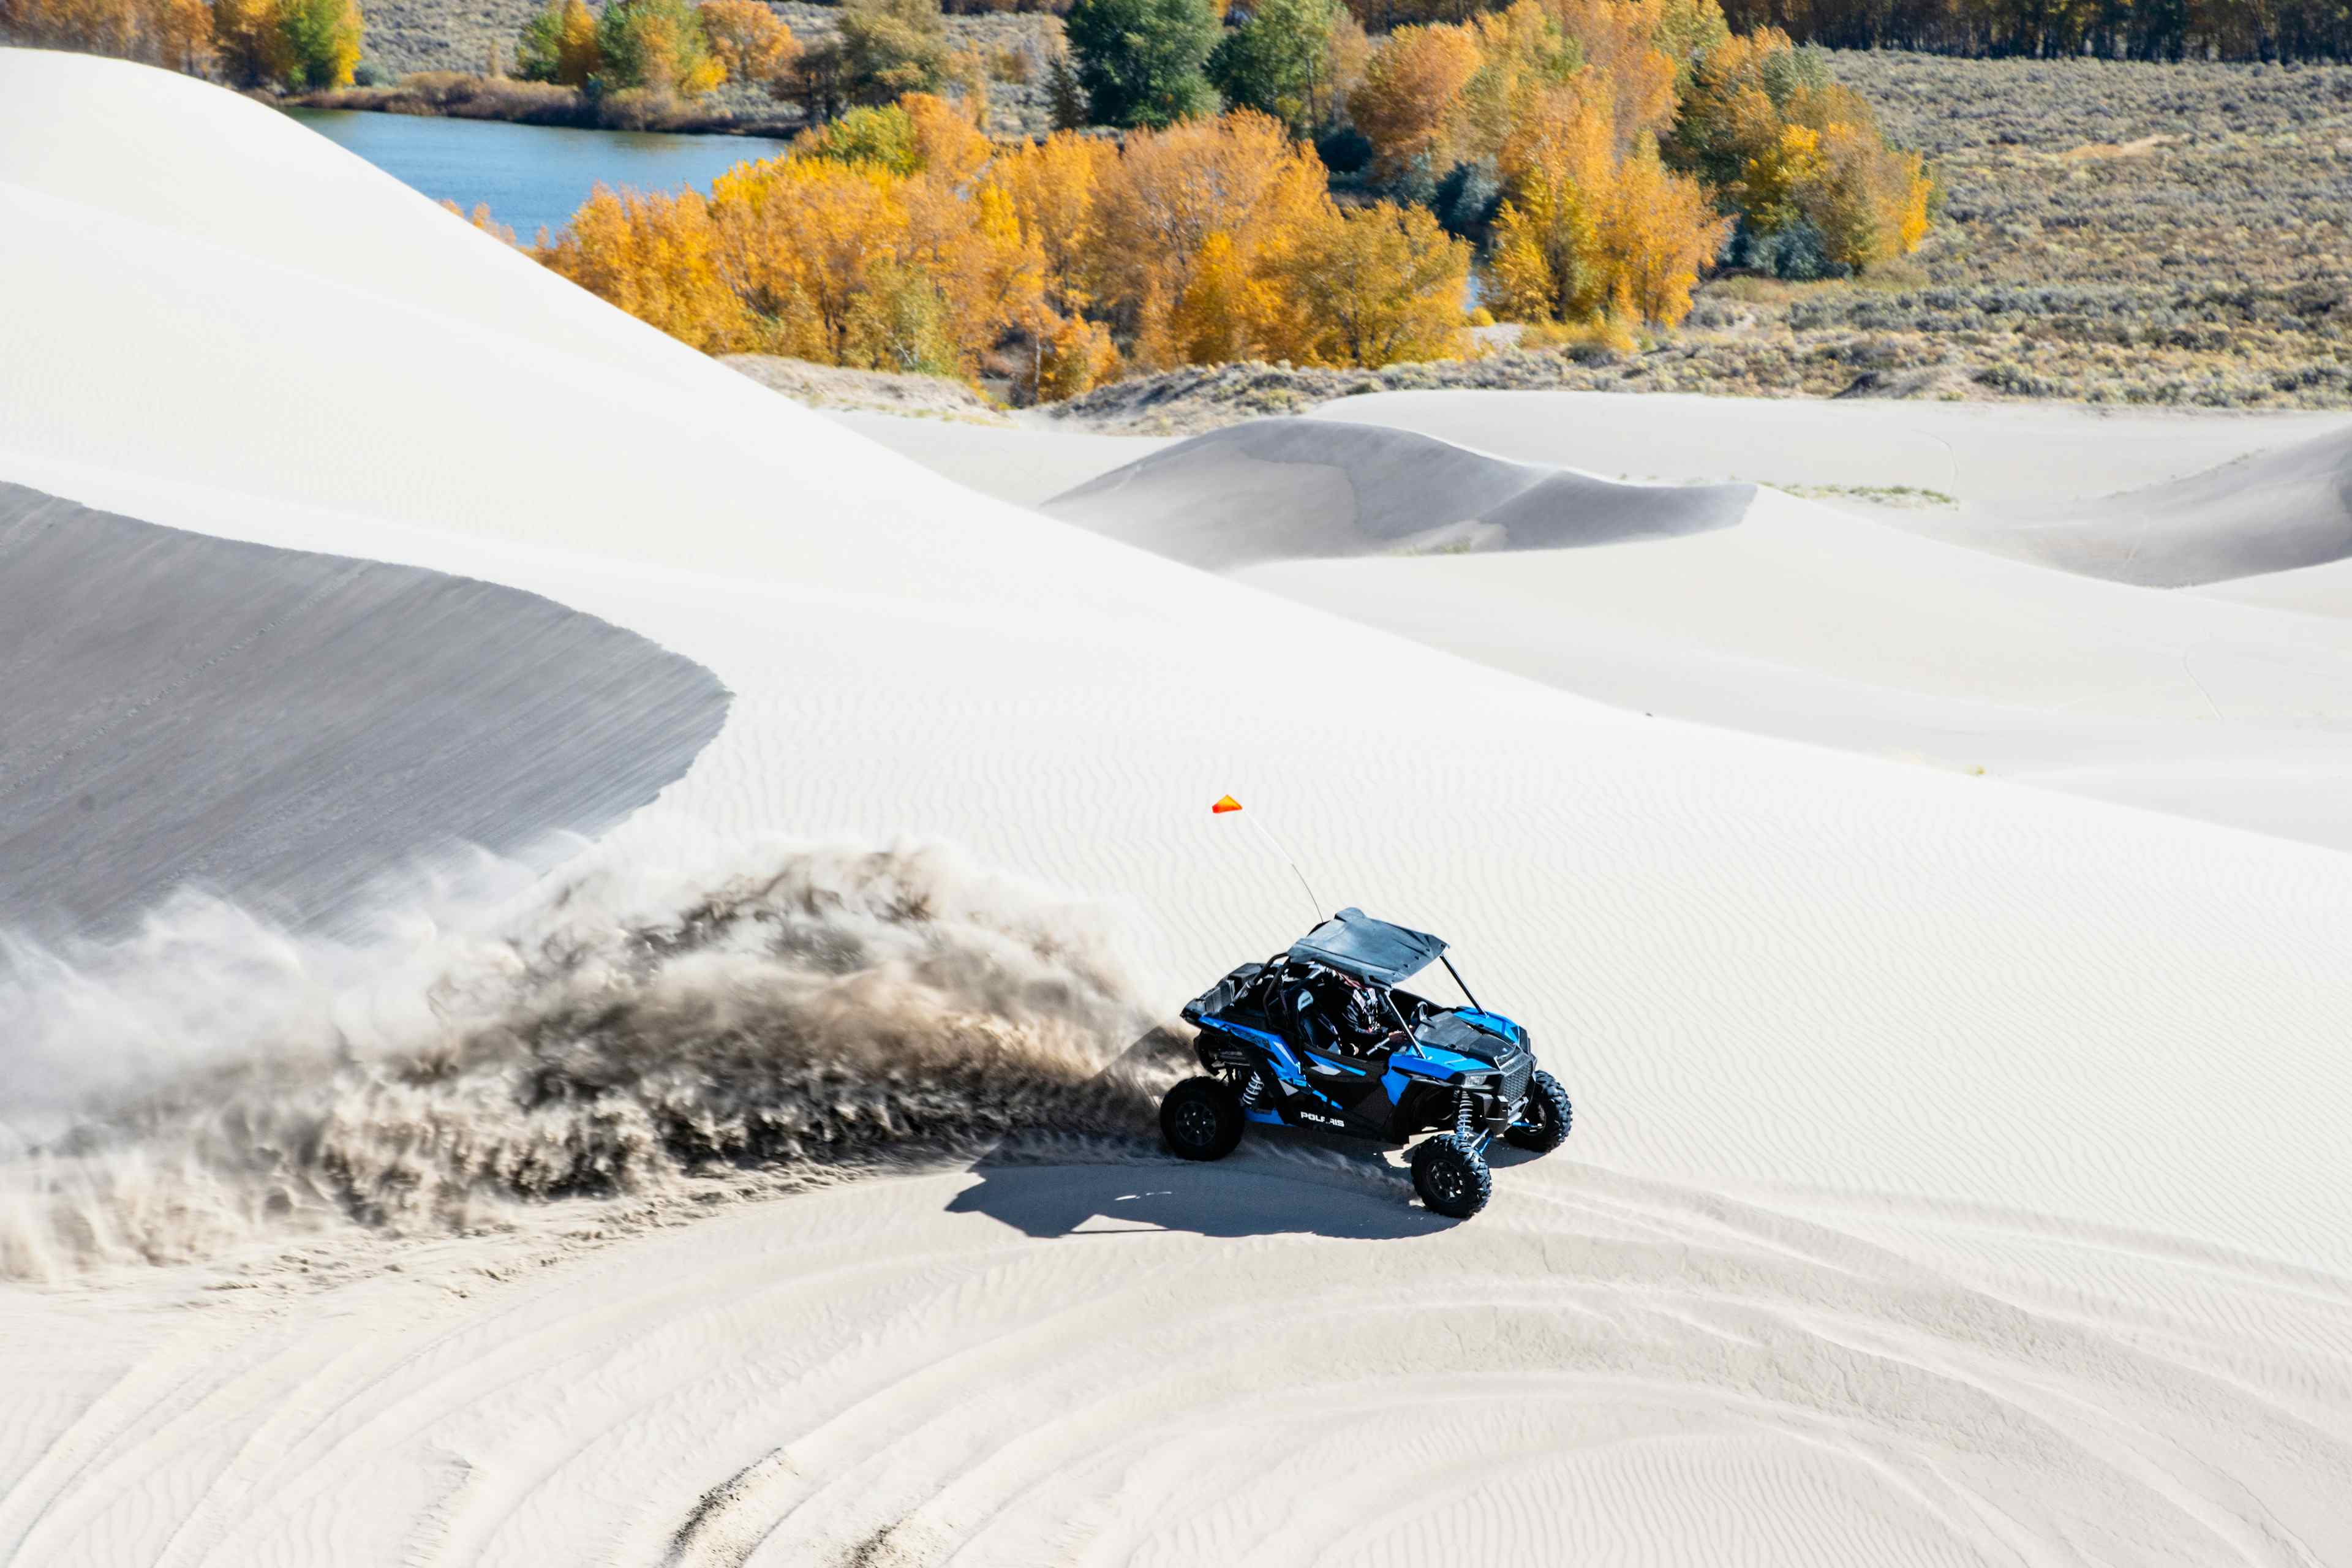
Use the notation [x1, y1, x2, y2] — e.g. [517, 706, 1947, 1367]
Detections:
[1504, 1070, 1572, 1154]
[1160, 1076, 1243, 1161]
[1410, 1134, 1491, 1218]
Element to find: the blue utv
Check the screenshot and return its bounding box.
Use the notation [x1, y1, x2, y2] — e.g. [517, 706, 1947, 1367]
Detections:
[1163, 908, 1572, 1218]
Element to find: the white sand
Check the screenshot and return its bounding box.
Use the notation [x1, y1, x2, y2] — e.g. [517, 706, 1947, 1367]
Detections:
[832, 409, 1172, 506]
[4, 51, 2351, 1568]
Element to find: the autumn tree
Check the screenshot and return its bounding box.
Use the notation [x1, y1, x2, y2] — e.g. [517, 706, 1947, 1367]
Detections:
[1065, 0, 1221, 128]
[516, 0, 602, 83]
[1088, 109, 1327, 362]
[0, 0, 214, 67]
[1275, 200, 1469, 366]
[538, 184, 744, 350]
[836, 0, 951, 103]
[698, 0, 796, 86]
[1670, 29, 1930, 276]
[598, 0, 723, 94]
[1346, 23, 1481, 183]
[799, 102, 924, 173]
[273, 0, 363, 85]
[211, 0, 295, 85]
[1600, 132, 1729, 323]
[1208, 0, 1348, 135]
[1487, 86, 1615, 323]
[1534, 0, 1676, 150]
[996, 129, 1114, 320]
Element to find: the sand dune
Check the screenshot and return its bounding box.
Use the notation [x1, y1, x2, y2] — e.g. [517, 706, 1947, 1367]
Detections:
[4, 50, 2350, 1568]
[1045, 417, 1753, 566]
[1929, 424, 2352, 586]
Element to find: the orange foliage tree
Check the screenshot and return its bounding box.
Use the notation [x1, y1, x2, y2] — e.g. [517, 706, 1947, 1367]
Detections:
[1345, 22, 1482, 183]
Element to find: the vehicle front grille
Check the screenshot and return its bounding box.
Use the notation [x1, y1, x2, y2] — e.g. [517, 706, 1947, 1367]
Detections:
[1499, 1050, 1532, 1106]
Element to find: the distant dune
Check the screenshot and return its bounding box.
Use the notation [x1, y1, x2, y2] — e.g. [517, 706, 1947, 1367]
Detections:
[1936, 424, 2352, 586]
[1044, 417, 1755, 568]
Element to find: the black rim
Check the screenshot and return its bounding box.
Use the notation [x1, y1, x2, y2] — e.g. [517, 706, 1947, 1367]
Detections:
[1172, 1099, 1221, 1148]
[1425, 1156, 1465, 1204]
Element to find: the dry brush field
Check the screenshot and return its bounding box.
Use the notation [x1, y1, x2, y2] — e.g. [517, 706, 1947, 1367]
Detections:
[1660, 51, 2352, 408]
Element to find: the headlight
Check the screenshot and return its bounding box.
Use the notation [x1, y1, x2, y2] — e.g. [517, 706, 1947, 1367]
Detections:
[1455, 1071, 1497, 1088]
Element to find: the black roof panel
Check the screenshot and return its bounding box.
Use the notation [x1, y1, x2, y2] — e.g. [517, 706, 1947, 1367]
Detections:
[1286, 907, 1447, 985]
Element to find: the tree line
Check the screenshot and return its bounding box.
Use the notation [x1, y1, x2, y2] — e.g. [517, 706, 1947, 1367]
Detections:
[538, 101, 1472, 393]
[1355, 0, 2352, 58]
[2, 0, 360, 85]
[532, 0, 1931, 393]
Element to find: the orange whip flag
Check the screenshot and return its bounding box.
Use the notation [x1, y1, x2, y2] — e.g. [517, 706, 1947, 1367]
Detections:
[1211, 794, 1243, 814]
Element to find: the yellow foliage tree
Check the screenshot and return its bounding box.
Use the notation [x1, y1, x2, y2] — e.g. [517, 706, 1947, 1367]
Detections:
[538, 184, 745, 352]
[900, 90, 993, 186]
[1169, 231, 1275, 365]
[1087, 110, 1330, 366]
[1035, 313, 1120, 400]
[516, 0, 603, 85]
[1538, 0, 1677, 149]
[697, 0, 797, 86]
[1276, 200, 1470, 367]
[1735, 121, 1819, 232]
[704, 157, 911, 360]
[1601, 133, 1729, 325]
[556, 0, 601, 81]
[1447, 0, 1570, 169]
[995, 130, 1115, 318]
[1488, 86, 1614, 323]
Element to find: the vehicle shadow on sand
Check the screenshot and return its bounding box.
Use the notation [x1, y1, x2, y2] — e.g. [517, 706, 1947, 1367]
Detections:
[943, 1158, 1455, 1241]
[943, 1023, 1460, 1242]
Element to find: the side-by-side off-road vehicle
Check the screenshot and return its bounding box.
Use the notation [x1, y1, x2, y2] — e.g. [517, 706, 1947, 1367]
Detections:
[1163, 908, 1572, 1219]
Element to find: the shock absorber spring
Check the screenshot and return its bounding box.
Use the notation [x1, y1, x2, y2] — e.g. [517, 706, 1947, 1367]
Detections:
[1454, 1090, 1475, 1140]
[1239, 1071, 1268, 1109]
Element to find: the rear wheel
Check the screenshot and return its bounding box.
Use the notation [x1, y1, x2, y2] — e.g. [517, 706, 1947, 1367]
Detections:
[1160, 1076, 1243, 1161]
[1410, 1134, 1491, 1219]
[1504, 1070, 1572, 1154]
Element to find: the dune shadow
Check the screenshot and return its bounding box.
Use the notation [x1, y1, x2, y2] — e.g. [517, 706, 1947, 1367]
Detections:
[943, 1158, 1453, 1241]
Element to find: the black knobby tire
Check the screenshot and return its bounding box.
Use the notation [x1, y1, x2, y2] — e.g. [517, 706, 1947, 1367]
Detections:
[1159, 1076, 1244, 1161]
[1410, 1134, 1492, 1219]
[1504, 1069, 1573, 1154]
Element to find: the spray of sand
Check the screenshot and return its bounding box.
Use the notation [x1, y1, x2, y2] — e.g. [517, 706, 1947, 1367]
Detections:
[0, 840, 1175, 1281]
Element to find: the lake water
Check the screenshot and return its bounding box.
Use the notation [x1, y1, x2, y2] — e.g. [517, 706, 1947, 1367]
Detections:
[282, 109, 792, 242]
